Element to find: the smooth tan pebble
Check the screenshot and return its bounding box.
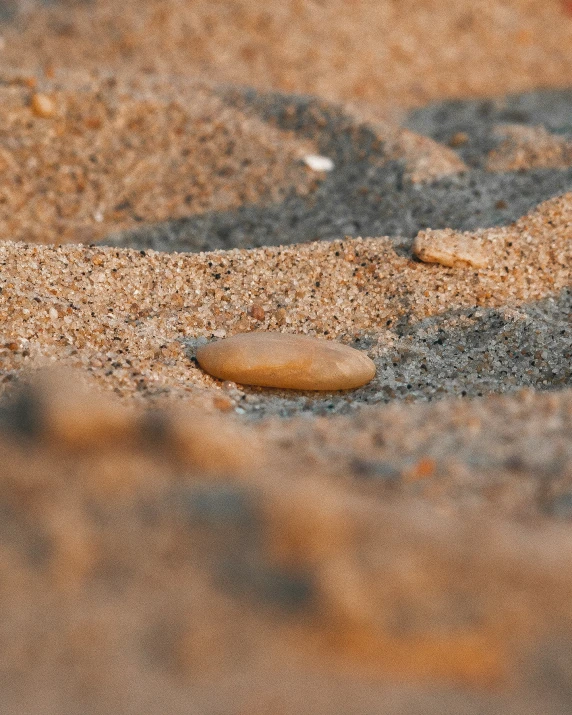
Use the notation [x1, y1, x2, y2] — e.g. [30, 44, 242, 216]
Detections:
[196, 332, 376, 391]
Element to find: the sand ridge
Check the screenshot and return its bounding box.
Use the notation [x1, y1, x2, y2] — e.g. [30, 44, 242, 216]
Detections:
[0, 194, 569, 415]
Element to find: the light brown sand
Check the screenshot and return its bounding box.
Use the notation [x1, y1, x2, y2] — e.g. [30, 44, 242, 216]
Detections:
[485, 124, 572, 172]
[1, 1, 572, 714]
[3, 0, 572, 109]
[0, 74, 318, 244]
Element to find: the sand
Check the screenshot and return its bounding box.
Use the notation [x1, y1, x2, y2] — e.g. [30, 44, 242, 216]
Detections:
[1, 1, 572, 713]
[3, 0, 572, 109]
[0, 73, 318, 244]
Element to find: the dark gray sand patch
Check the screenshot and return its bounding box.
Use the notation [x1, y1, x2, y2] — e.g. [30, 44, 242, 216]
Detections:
[100, 89, 572, 253]
[190, 288, 572, 420]
[0, 2, 17, 22]
[216, 88, 387, 164]
[0, 0, 89, 20]
[406, 88, 572, 168]
[102, 166, 572, 253]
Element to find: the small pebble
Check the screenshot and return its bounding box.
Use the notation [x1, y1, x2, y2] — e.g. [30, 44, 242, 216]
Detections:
[196, 332, 376, 391]
[303, 154, 335, 172]
[274, 307, 288, 325]
[212, 394, 234, 412]
[249, 303, 265, 321]
[31, 93, 56, 118]
[412, 228, 489, 268]
[449, 131, 469, 147]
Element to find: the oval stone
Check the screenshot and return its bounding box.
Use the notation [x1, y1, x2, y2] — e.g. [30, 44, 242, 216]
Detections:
[196, 332, 376, 391]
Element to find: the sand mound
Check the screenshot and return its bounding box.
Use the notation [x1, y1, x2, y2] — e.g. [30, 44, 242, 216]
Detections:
[0, 74, 318, 244]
